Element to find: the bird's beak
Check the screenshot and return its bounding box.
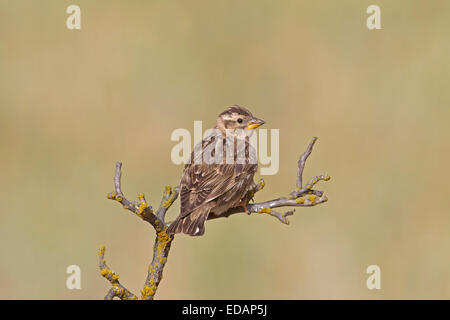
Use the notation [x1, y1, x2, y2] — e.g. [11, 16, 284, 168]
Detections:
[247, 117, 265, 130]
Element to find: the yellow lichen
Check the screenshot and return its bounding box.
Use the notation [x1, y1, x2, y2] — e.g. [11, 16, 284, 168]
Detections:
[159, 257, 167, 264]
[100, 269, 109, 276]
[296, 197, 305, 204]
[141, 285, 156, 298]
[157, 230, 170, 243]
[258, 207, 271, 214]
[162, 194, 175, 208]
[162, 187, 178, 208]
[115, 287, 124, 296]
[309, 195, 316, 203]
[107, 192, 118, 199]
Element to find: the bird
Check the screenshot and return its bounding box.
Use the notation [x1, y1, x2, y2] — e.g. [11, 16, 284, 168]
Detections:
[167, 105, 265, 236]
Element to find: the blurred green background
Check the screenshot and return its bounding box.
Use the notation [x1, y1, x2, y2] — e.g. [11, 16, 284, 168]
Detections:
[1, 0, 450, 299]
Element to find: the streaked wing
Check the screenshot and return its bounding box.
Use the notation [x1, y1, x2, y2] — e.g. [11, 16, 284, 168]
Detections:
[179, 134, 256, 217]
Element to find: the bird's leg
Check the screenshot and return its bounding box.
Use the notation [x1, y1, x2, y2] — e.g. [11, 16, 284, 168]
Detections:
[235, 193, 250, 215]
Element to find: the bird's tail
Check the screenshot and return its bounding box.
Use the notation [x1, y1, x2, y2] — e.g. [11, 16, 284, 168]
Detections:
[167, 207, 211, 236]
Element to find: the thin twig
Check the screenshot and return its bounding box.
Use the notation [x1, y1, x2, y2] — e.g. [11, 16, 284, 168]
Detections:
[297, 137, 318, 188]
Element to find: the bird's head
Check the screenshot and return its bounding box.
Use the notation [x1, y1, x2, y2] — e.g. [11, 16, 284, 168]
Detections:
[215, 105, 265, 136]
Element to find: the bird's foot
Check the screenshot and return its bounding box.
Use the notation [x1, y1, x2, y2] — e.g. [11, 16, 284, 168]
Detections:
[236, 196, 250, 215]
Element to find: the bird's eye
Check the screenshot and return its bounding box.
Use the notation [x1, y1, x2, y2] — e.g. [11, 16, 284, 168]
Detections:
[237, 118, 243, 124]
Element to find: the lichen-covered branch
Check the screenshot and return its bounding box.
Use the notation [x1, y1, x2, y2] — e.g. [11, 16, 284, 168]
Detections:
[98, 245, 138, 300]
[99, 137, 329, 299]
[101, 162, 178, 300]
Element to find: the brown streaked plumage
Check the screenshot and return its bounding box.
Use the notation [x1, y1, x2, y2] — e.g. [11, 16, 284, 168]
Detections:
[167, 105, 265, 236]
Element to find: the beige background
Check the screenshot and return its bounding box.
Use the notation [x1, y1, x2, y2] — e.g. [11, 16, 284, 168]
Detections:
[1, 0, 449, 299]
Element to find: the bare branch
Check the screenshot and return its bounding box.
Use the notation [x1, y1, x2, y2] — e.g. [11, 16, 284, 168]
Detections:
[297, 136, 318, 188]
[262, 208, 295, 225]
